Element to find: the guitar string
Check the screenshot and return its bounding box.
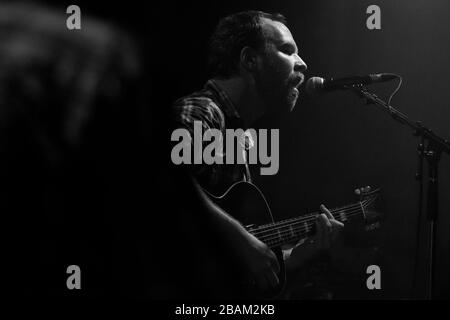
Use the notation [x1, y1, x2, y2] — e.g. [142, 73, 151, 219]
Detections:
[252, 197, 377, 245]
[256, 207, 366, 246]
[255, 203, 359, 230]
[250, 198, 372, 234]
[254, 210, 361, 246]
[250, 197, 372, 236]
[254, 207, 364, 245]
[252, 196, 376, 235]
[253, 197, 376, 242]
[250, 205, 362, 241]
[255, 200, 377, 247]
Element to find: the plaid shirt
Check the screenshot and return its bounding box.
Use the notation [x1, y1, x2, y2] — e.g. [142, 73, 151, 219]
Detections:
[171, 79, 252, 195]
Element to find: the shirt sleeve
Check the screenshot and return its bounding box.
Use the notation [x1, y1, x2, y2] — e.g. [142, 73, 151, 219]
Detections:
[170, 97, 226, 184]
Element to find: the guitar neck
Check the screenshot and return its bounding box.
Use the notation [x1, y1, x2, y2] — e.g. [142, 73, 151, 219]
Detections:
[248, 201, 367, 248]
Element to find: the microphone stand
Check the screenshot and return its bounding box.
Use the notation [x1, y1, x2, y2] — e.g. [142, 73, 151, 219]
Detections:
[349, 85, 450, 300]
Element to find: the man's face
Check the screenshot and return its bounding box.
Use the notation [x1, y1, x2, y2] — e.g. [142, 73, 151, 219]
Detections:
[253, 18, 307, 113]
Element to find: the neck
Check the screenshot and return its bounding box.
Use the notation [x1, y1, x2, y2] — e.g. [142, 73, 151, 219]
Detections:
[213, 77, 265, 128]
[249, 199, 368, 248]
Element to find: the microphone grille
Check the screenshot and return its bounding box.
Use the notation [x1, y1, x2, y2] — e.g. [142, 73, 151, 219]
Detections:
[305, 77, 324, 96]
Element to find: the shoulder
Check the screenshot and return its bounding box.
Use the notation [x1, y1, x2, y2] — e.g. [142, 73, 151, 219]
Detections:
[172, 88, 225, 131]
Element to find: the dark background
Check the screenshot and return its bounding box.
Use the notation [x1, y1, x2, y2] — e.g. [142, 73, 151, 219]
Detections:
[7, 0, 449, 299]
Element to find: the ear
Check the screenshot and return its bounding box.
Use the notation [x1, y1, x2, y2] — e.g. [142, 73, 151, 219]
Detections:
[239, 46, 258, 72]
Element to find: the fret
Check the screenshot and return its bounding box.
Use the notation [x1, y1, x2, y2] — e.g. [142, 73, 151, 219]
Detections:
[266, 238, 275, 247]
[289, 225, 296, 238]
[359, 201, 366, 219]
[261, 204, 368, 247]
[303, 222, 309, 237]
[277, 227, 283, 244]
[282, 225, 290, 241]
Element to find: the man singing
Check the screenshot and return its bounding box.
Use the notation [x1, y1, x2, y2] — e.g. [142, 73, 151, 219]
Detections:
[171, 10, 343, 298]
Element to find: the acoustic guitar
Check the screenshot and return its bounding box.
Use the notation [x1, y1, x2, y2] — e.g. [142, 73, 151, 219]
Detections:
[205, 181, 382, 299]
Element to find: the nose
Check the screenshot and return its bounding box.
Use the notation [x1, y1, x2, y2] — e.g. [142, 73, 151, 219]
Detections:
[294, 54, 307, 73]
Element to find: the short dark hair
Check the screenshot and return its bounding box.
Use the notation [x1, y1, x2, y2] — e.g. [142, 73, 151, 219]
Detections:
[207, 10, 287, 78]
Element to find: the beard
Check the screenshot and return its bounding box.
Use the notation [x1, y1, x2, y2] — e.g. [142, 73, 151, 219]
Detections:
[253, 54, 301, 114]
[286, 86, 300, 111]
[255, 73, 299, 115]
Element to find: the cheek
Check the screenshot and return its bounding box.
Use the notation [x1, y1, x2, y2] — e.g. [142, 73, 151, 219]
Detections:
[271, 55, 294, 81]
[257, 54, 293, 89]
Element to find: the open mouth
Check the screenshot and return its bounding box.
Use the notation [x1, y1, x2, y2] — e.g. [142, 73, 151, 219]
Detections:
[291, 74, 304, 88]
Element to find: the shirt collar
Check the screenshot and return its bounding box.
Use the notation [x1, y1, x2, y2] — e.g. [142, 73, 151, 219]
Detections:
[205, 79, 241, 119]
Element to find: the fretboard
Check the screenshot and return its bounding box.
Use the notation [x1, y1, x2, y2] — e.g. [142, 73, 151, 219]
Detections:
[248, 201, 367, 248]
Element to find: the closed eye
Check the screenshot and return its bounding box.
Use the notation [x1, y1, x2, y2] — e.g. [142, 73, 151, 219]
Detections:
[280, 44, 297, 55]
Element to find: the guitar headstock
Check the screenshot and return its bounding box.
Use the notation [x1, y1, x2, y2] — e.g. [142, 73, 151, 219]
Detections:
[355, 185, 379, 199]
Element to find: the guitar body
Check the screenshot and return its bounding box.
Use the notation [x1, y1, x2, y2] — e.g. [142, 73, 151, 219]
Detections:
[206, 181, 286, 299]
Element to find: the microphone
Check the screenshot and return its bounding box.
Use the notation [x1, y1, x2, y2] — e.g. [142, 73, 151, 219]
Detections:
[305, 73, 397, 96]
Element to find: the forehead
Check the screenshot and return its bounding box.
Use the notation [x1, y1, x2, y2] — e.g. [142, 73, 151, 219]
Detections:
[260, 18, 295, 46]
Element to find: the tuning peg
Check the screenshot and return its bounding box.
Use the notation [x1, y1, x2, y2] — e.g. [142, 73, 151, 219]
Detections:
[355, 186, 372, 195]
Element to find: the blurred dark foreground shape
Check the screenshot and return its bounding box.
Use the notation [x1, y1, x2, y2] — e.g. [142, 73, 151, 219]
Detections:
[0, 2, 210, 298]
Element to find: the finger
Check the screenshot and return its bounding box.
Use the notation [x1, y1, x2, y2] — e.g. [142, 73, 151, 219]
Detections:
[324, 215, 332, 230]
[330, 220, 344, 242]
[320, 204, 334, 220]
[332, 219, 344, 229]
[317, 213, 330, 229]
